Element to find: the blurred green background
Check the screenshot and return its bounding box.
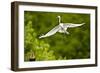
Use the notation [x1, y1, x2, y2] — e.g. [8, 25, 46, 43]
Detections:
[24, 11, 90, 61]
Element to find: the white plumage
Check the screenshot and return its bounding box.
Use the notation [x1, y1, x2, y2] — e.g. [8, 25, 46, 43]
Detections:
[39, 16, 84, 39]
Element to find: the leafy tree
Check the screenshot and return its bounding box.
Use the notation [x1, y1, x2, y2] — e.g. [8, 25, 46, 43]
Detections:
[24, 21, 56, 61]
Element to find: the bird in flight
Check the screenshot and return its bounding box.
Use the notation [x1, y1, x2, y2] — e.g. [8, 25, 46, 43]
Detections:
[39, 16, 85, 39]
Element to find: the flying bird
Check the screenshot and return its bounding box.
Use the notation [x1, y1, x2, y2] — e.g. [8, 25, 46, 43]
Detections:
[39, 16, 85, 39]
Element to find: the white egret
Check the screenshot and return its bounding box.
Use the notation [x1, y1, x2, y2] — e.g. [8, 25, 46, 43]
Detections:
[39, 16, 85, 39]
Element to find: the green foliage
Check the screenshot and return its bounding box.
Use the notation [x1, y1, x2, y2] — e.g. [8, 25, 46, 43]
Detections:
[24, 21, 56, 61]
[24, 11, 90, 61]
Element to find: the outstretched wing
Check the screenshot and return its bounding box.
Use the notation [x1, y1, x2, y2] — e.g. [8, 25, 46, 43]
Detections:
[39, 25, 61, 38]
[63, 23, 85, 28]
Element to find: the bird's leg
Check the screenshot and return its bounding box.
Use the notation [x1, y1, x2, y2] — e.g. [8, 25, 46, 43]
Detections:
[66, 31, 69, 34]
[63, 30, 69, 35]
[60, 26, 69, 35]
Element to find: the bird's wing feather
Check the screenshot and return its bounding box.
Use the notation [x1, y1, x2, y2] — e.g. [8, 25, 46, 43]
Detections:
[39, 25, 61, 38]
[63, 23, 85, 28]
[44, 25, 60, 36]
